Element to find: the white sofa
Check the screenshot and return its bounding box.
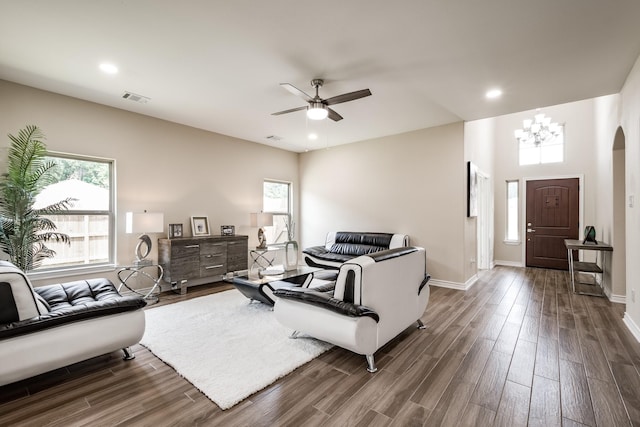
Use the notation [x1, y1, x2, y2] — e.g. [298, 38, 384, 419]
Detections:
[274, 246, 430, 372]
[0, 261, 146, 386]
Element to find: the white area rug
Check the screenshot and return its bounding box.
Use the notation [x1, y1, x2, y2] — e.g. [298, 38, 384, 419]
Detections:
[140, 289, 331, 410]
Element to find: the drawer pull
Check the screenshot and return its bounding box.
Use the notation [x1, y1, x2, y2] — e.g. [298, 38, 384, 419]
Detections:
[205, 264, 224, 269]
[185, 244, 200, 248]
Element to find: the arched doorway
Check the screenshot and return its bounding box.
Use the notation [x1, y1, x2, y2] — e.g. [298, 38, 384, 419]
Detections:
[612, 126, 626, 300]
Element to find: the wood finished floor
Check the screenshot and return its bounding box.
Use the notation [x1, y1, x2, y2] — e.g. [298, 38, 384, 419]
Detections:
[1, 266, 640, 426]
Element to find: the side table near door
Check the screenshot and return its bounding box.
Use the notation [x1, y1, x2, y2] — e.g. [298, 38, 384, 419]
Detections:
[565, 239, 613, 297]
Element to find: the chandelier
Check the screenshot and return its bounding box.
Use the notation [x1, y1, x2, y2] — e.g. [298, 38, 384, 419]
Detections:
[514, 112, 561, 146]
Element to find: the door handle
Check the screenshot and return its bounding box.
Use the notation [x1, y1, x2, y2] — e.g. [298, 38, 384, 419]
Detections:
[527, 228, 536, 233]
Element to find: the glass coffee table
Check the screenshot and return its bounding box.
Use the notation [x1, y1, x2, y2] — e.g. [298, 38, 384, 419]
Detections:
[231, 266, 323, 305]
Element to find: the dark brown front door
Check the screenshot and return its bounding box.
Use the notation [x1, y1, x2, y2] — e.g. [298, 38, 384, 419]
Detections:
[525, 178, 579, 270]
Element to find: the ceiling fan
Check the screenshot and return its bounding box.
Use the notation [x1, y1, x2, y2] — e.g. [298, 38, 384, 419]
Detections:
[271, 79, 372, 122]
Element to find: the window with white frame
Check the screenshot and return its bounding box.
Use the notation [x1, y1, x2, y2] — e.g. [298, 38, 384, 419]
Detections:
[262, 180, 292, 244]
[506, 180, 519, 242]
[34, 154, 114, 270]
[519, 125, 564, 165]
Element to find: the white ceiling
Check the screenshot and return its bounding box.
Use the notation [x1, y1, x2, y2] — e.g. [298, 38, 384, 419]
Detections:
[2, 1, 640, 152]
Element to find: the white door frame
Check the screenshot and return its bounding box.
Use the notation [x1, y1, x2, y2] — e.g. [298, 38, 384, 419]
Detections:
[477, 171, 492, 270]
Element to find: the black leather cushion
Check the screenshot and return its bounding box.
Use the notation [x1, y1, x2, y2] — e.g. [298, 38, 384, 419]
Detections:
[274, 287, 379, 322]
[0, 279, 146, 340]
[303, 232, 395, 262]
[35, 278, 123, 310]
[368, 247, 418, 262]
[329, 243, 387, 256]
[334, 232, 393, 247]
[0, 282, 19, 324]
[303, 246, 354, 263]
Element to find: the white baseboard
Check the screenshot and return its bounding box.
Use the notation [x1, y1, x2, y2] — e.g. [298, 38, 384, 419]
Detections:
[430, 275, 477, 291]
[608, 293, 626, 304]
[623, 313, 640, 343]
[493, 260, 524, 268]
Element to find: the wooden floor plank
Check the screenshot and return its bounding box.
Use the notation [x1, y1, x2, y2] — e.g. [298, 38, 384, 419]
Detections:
[493, 380, 531, 427]
[534, 336, 560, 380]
[587, 376, 632, 427]
[507, 339, 537, 387]
[528, 374, 561, 427]
[469, 350, 512, 411]
[610, 361, 640, 426]
[559, 359, 596, 426]
[1, 267, 638, 426]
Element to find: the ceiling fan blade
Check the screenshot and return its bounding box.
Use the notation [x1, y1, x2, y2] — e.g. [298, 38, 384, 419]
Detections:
[324, 89, 372, 106]
[280, 83, 314, 102]
[327, 108, 343, 121]
[271, 105, 308, 116]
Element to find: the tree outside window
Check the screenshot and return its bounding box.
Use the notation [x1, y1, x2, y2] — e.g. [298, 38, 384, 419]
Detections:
[35, 155, 114, 270]
[262, 180, 292, 244]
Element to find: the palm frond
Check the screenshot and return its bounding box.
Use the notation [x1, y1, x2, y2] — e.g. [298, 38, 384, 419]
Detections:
[0, 126, 71, 271]
[34, 197, 76, 215]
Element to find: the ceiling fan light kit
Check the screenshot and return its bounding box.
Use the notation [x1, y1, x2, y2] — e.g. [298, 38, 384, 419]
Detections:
[272, 78, 371, 122]
[307, 102, 328, 120]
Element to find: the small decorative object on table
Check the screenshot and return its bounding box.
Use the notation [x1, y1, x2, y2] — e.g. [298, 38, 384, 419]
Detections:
[168, 223, 183, 238]
[583, 226, 597, 244]
[284, 216, 298, 271]
[191, 216, 210, 237]
[126, 211, 164, 266]
[250, 212, 273, 249]
[221, 225, 235, 236]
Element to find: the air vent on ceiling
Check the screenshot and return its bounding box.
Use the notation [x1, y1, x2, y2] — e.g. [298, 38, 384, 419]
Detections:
[265, 135, 283, 141]
[122, 91, 151, 104]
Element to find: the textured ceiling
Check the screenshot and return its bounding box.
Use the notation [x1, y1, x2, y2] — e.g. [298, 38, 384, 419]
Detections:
[1, 0, 639, 152]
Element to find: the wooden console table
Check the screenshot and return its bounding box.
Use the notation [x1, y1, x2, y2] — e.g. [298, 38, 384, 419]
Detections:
[564, 239, 613, 297]
[158, 235, 248, 294]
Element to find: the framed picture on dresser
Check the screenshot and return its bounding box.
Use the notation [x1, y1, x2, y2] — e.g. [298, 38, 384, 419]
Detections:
[221, 225, 235, 236]
[191, 216, 210, 237]
[168, 223, 183, 238]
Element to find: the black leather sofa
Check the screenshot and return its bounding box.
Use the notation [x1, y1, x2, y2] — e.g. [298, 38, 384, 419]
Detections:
[303, 231, 409, 269]
[0, 261, 147, 386]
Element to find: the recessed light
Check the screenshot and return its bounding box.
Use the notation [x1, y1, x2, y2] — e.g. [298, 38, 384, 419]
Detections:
[99, 63, 118, 74]
[486, 88, 502, 99]
[308, 133, 318, 140]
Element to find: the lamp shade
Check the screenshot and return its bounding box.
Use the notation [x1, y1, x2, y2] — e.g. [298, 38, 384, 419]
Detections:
[126, 212, 164, 234]
[250, 212, 273, 228]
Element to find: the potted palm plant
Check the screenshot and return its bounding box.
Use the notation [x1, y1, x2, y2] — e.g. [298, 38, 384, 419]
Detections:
[0, 125, 73, 271]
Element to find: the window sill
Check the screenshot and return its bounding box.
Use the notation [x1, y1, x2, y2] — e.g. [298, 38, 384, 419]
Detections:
[503, 240, 521, 246]
[27, 264, 116, 281]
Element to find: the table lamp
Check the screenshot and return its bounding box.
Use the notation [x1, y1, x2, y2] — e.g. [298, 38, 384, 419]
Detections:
[250, 212, 273, 249]
[126, 211, 164, 266]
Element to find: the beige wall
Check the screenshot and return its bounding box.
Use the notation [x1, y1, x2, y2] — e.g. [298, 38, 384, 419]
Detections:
[592, 94, 623, 299]
[0, 80, 299, 287]
[298, 123, 468, 284]
[464, 119, 496, 278]
[615, 54, 640, 334]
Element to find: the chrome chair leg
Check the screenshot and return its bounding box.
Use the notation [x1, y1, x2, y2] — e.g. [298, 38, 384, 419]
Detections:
[366, 354, 377, 373]
[122, 347, 135, 360]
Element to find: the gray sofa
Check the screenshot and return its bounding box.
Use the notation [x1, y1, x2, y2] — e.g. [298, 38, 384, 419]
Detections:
[0, 261, 147, 386]
[303, 231, 409, 269]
